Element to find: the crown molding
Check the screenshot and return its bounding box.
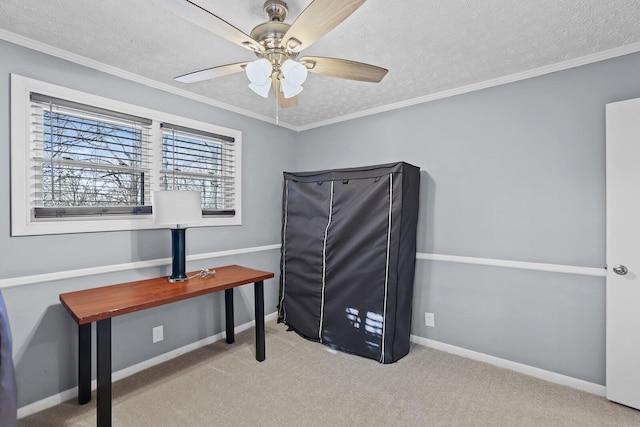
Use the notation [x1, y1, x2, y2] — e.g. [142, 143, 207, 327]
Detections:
[0, 29, 298, 131]
[294, 41, 640, 132]
[2, 28, 640, 133]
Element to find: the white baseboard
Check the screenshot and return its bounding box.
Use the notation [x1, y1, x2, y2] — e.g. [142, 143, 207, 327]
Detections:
[410, 334, 606, 397]
[19, 315, 605, 418]
[17, 312, 279, 419]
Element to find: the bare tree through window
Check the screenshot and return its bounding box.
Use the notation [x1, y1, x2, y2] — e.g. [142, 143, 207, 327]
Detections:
[161, 126, 234, 213]
[40, 107, 148, 209]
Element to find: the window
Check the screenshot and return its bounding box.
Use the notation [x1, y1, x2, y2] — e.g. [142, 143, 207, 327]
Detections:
[160, 123, 236, 216]
[11, 75, 242, 236]
[30, 93, 152, 218]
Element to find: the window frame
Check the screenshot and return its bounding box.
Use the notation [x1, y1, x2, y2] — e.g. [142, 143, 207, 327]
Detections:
[160, 123, 237, 216]
[10, 74, 242, 236]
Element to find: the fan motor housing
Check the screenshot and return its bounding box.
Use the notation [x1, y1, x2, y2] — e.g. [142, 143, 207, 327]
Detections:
[250, 21, 290, 49]
[263, 0, 288, 22]
[250, 21, 297, 68]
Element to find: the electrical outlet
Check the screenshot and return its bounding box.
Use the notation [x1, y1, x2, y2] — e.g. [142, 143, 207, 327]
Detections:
[152, 325, 163, 343]
[425, 312, 435, 327]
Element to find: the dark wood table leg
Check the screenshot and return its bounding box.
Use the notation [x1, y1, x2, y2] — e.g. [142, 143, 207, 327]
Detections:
[225, 288, 234, 344]
[78, 323, 91, 404]
[96, 318, 112, 427]
[254, 280, 265, 362]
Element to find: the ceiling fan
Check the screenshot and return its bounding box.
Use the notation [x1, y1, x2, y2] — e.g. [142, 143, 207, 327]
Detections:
[156, 0, 388, 107]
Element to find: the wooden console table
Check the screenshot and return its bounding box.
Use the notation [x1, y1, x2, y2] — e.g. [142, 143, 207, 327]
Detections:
[59, 264, 274, 427]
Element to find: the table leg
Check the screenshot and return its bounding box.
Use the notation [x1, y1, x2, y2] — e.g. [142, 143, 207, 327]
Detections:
[78, 323, 91, 404]
[254, 280, 265, 362]
[225, 289, 234, 344]
[96, 318, 112, 427]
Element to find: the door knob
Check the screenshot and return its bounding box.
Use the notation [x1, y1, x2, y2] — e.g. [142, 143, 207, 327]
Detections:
[613, 264, 628, 275]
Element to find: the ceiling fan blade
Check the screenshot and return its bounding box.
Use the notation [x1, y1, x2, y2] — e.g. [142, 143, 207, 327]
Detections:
[273, 76, 298, 108]
[154, 0, 263, 53]
[282, 0, 366, 53]
[175, 62, 248, 83]
[299, 56, 388, 83]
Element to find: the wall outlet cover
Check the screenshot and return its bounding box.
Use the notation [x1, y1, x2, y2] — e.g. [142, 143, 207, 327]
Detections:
[425, 312, 435, 327]
[152, 325, 164, 343]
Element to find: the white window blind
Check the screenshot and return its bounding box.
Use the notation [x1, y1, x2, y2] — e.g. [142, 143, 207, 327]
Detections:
[161, 123, 236, 216]
[30, 93, 152, 218]
[11, 75, 242, 235]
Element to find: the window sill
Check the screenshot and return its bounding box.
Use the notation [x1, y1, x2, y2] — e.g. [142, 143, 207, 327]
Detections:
[12, 215, 241, 237]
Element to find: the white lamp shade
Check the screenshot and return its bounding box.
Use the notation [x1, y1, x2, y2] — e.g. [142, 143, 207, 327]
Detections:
[280, 78, 303, 99]
[245, 58, 272, 85]
[249, 79, 272, 97]
[153, 190, 202, 227]
[281, 59, 308, 87]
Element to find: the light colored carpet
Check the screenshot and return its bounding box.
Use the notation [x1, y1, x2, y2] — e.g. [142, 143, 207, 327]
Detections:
[19, 321, 640, 426]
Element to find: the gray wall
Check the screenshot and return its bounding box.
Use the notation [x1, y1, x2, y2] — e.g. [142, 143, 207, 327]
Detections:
[4, 33, 640, 410]
[294, 52, 640, 385]
[0, 39, 295, 407]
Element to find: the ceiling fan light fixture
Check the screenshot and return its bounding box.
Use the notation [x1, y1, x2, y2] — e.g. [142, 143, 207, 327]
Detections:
[249, 79, 272, 98]
[246, 58, 273, 85]
[280, 77, 303, 99]
[281, 59, 308, 87]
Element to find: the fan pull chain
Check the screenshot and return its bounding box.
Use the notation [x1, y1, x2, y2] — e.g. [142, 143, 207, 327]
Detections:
[275, 87, 279, 126]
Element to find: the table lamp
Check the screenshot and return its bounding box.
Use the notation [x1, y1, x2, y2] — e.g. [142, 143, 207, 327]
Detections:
[153, 190, 202, 282]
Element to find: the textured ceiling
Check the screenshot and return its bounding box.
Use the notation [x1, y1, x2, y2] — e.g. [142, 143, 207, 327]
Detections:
[1, 0, 640, 130]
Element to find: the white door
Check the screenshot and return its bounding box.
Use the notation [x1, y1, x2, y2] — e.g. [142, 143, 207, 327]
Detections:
[606, 97, 640, 409]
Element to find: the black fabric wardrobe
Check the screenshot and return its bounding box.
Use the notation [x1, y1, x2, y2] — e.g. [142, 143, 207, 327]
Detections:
[278, 162, 420, 363]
